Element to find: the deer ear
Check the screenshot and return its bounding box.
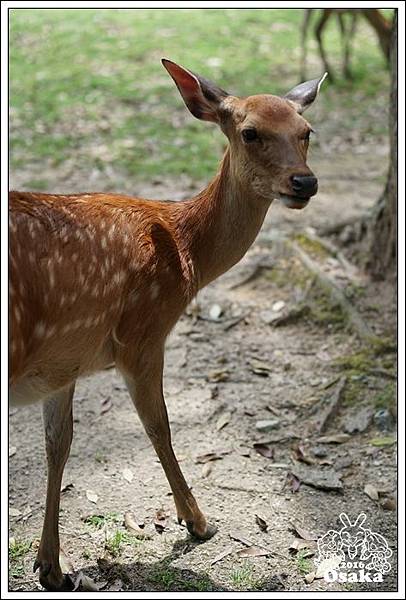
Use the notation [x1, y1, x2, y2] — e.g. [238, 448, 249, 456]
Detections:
[162, 58, 228, 123]
[284, 73, 328, 114]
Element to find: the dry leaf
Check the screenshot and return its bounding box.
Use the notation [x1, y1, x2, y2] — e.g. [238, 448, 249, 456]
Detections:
[237, 545, 271, 557]
[74, 572, 101, 591]
[316, 434, 350, 444]
[154, 509, 168, 533]
[59, 548, 74, 574]
[380, 497, 396, 511]
[305, 571, 315, 584]
[100, 396, 112, 416]
[86, 490, 98, 504]
[210, 547, 233, 565]
[201, 463, 212, 478]
[272, 300, 286, 312]
[216, 411, 231, 431]
[292, 444, 315, 465]
[9, 508, 22, 518]
[255, 514, 268, 532]
[9, 446, 17, 458]
[61, 483, 75, 494]
[207, 369, 230, 383]
[290, 521, 318, 541]
[122, 468, 134, 483]
[229, 531, 252, 546]
[286, 472, 301, 493]
[364, 483, 379, 501]
[124, 511, 149, 539]
[195, 450, 230, 463]
[253, 443, 274, 459]
[290, 538, 316, 552]
[250, 359, 272, 376]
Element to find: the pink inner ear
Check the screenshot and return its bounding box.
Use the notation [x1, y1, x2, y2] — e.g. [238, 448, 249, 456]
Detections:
[165, 63, 200, 101]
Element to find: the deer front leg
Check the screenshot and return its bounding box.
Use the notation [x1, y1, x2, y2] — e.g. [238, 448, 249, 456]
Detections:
[315, 9, 335, 81]
[34, 384, 75, 591]
[121, 351, 216, 541]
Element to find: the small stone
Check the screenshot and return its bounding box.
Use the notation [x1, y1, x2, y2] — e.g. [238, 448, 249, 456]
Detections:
[343, 406, 373, 434]
[272, 300, 286, 312]
[312, 446, 328, 458]
[255, 419, 281, 432]
[373, 409, 395, 431]
[209, 304, 223, 320]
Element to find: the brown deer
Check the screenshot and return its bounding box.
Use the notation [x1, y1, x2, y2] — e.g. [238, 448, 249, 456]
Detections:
[9, 59, 326, 591]
[301, 8, 391, 82]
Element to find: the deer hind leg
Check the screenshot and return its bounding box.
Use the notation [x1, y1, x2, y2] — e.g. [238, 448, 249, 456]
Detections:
[315, 9, 335, 81]
[34, 384, 75, 591]
[120, 348, 216, 541]
[300, 9, 313, 81]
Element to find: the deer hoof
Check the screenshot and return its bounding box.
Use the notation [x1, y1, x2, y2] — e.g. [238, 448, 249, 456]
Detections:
[34, 559, 74, 592]
[186, 521, 218, 541]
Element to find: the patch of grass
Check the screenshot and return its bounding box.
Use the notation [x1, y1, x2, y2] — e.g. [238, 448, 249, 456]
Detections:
[296, 549, 313, 575]
[104, 530, 144, 557]
[9, 539, 31, 561]
[374, 382, 396, 411]
[230, 565, 263, 590]
[149, 563, 213, 591]
[294, 234, 329, 259]
[84, 512, 121, 529]
[9, 8, 392, 182]
[9, 538, 31, 579]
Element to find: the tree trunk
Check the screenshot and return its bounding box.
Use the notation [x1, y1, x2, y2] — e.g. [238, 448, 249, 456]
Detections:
[365, 11, 397, 279]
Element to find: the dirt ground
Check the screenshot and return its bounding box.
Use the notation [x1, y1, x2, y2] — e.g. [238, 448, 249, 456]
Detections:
[9, 148, 397, 592]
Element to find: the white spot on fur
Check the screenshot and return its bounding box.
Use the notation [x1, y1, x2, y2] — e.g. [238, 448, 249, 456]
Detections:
[14, 305, 21, 324]
[72, 252, 78, 263]
[101, 236, 107, 249]
[34, 321, 46, 338]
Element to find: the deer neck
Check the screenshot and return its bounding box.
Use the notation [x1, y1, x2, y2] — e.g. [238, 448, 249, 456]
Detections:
[177, 148, 272, 290]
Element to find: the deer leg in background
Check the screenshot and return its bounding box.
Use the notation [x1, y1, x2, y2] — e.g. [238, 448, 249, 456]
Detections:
[300, 9, 313, 81]
[315, 9, 335, 82]
[338, 11, 358, 80]
[34, 384, 75, 592]
[121, 348, 217, 541]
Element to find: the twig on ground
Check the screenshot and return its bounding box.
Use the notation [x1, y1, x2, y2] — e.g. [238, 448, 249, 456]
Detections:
[315, 376, 347, 434]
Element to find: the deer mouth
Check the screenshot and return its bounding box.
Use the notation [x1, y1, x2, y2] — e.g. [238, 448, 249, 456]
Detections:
[276, 193, 310, 210]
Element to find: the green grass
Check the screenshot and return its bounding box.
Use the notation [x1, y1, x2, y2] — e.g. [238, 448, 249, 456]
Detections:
[230, 565, 264, 590]
[9, 538, 32, 579]
[84, 512, 121, 529]
[296, 549, 313, 575]
[148, 561, 214, 591]
[9, 8, 392, 184]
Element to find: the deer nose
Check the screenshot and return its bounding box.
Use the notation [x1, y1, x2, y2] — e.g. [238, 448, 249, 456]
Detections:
[291, 175, 318, 197]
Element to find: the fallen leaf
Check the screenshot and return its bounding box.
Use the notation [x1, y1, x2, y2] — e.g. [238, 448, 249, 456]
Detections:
[253, 443, 274, 459]
[207, 369, 230, 383]
[250, 359, 272, 377]
[316, 434, 350, 444]
[86, 490, 98, 504]
[216, 411, 231, 431]
[74, 573, 101, 591]
[289, 538, 317, 552]
[124, 511, 149, 539]
[292, 444, 315, 465]
[122, 468, 134, 483]
[59, 548, 74, 574]
[195, 450, 230, 463]
[364, 483, 379, 501]
[369, 436, 396, 447]
[255, 419, 280, 432]
[9, 446, 17, 458]
[61, 483, 75, 494]
[380, 497, 396, 511]
[255, 514, 268, 532]
[286, 472, 301, 493]
[290, 521, 318, 541]
[237, 545, 271, 557]
[154, 509, 168, 533]
[290, 466, 343, 492]
[100, 396, 112, 416]
[9, 508, 22, 518]
[201, 463, 212, 478]
[210, 547, 234, 565]
[305, 571, 315, 584]
[229, 531, 253, 546]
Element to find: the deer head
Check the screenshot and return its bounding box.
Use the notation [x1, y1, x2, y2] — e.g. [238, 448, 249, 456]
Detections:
[162, 58, 327, 210]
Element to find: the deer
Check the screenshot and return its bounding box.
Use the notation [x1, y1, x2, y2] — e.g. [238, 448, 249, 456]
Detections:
[300, 8, 391, 82]
[9, 58, 326, 591]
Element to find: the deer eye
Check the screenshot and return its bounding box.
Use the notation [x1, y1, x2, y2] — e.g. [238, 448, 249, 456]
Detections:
[242, 128, 259, 143]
